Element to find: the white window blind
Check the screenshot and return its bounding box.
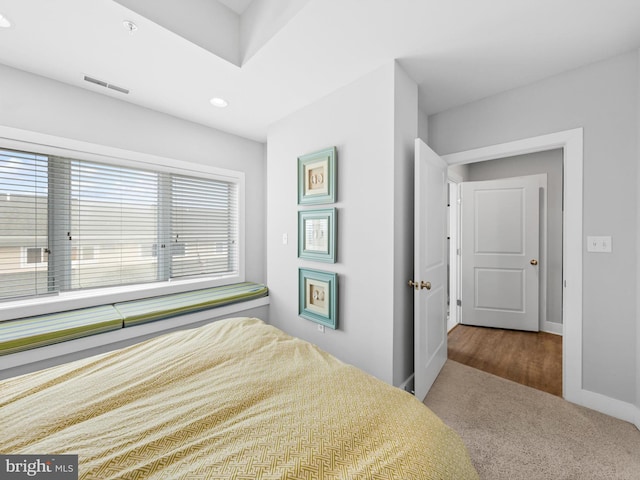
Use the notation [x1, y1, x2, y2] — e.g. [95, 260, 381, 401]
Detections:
[0, 148, 241, 302]
[67, 159, 160, 290]
[0, 150, 50, 300]
[170, 175, 238, 279]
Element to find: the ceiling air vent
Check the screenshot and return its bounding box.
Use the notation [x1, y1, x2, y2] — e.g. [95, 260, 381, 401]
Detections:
[83, 75, 130, 95]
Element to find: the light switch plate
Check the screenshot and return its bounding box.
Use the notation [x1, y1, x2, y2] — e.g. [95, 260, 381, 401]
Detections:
[587, 236, 612, 253]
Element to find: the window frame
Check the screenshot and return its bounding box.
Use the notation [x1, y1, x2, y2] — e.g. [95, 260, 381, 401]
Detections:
[0, 126, 245, 322]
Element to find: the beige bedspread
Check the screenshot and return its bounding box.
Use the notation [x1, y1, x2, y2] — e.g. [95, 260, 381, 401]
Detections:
[0, 317, 478, 479]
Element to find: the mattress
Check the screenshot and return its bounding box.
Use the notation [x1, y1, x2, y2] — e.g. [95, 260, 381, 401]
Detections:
[0, 317, 478, 479]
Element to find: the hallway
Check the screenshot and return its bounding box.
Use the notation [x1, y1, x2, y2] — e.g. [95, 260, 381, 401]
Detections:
[447, 324, 562, 396]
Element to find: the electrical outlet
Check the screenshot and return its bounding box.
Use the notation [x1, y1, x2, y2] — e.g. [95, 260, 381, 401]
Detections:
[317, 324, 325, 333]
[587, 236, 612, 253]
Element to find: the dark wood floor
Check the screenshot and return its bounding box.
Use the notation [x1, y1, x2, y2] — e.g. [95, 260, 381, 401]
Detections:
[448, 324, 563, 396]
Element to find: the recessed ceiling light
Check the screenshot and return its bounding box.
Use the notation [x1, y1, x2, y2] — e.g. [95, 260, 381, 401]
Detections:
[0, 14, 12, 28]
[210, 97, 229, 108]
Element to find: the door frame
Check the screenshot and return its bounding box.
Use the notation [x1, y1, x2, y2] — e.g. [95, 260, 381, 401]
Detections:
[447, 175, 462, 332]
[441, 128, 582, 403]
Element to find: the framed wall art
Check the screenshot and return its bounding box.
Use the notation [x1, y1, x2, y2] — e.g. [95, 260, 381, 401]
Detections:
[298, 208, 336, 263]
[298, 268, 338, 329]
[297, 146, 336, 205]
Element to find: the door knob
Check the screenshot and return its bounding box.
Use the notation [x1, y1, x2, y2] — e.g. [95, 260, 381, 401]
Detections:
[420, 281, 431, 290]
[530, 259, 538, 266]
[408, 280, 419, 290]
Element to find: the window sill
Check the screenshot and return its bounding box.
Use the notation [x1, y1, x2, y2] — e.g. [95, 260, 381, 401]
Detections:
[0, 275, 243, 322]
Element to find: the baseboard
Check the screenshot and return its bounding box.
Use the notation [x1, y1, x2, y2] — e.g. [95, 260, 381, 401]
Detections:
[566, 387, 637, 425]
[447, 318, 458, 333]
[399, 373, 415, 394]
[542, 321, 562, 335]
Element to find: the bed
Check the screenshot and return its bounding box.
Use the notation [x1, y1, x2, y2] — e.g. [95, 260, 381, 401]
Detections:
[0, 317, 478, 479]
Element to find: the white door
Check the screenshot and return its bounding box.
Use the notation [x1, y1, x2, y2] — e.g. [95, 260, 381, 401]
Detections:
[413, 139, 448, 401]
[460, 175, 543, 331]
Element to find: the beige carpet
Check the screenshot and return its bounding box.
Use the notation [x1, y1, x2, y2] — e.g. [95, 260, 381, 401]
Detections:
[424, 360, 640, 480]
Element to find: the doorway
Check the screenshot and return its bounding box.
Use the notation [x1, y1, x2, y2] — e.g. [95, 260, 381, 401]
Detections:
[440, 128, 583, 402]
[447, 153, 562, 394]
[454, 151, 562, 332]
[447, 324, 563, 396]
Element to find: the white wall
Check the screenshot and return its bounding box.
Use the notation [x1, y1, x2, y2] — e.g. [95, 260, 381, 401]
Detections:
[0, 64, 266, 283]
[466, 150, 563, 332]
[429, 51, 638, 404]
[267, 62, 416, 385]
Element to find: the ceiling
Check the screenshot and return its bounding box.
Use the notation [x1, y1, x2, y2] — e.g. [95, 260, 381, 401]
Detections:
[216, 0, 255, 15]
[1, 0, 640, 142]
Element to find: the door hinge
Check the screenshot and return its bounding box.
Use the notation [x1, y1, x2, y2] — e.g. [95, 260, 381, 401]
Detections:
[457, 248, 460, 256]
[456, 299, 462, 306]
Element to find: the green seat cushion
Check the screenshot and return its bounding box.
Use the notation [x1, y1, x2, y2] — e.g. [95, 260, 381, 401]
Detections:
[115, 282, 268, 327]
[0, 305, 123, 356]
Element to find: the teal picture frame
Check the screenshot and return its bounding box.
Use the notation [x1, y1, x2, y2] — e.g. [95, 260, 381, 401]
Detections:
[298, 268, 338, 329]
[298, 208, 337, 263]
[297, 147, 337, 205]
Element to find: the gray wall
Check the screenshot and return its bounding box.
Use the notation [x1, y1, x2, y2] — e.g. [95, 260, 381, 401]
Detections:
[418, 108, 429, 143]
[0, 64, 266, 284]
[637, 49, 640, 426]
[429, 51, 638, 403]
[267, 62, 416, 386]
[448, 164, 469, 180]
[466, 150, 563, 330]
[392, 64, 418, 386]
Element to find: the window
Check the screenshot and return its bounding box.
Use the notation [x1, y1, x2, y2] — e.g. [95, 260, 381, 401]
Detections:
[0, 150, 49, 300]
[22, 247, 48, 267]
[0, 148, 241, 302]
[169, 174, 238, 279]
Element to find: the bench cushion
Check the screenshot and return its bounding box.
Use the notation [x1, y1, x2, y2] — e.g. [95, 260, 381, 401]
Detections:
[115, 282, 268, 327]
[0, 305, 123, 356]
[0, 282, 268, 355]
